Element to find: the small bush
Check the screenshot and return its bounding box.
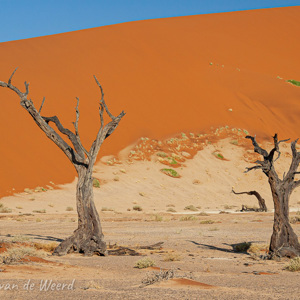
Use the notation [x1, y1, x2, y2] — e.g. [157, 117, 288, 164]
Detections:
[167, 208, 176, 212]
[32, 209, 46, 213]
[200, 220, 215, 224]
[156, 152, 168, 158]
[135, 257, 155, 269]
[160, 168, 180, 178]
[163, 252, 181, 261]
[180, 215, 197, 221]
[248, 243, 268, 254]
[184, 205, 198, 212]
[11, 235, 31, 242]
[213, 152, 225, 160]
[198, 212, 209, 216]
[234, 242, 251, 252]
[285, 257, 300, 272]
[36, 218, 42, 222]
[133, 205, 142, 211]
[66, 207, 74, 211]
[0, 246, 45, 264]
[33, 242, 59, 252]
[287, 79, 300, 87]
[101, 207, 114, 212]
[153, 214, 163, 222]
[93, 178, 100, 188]
[0, 205, 12, 213]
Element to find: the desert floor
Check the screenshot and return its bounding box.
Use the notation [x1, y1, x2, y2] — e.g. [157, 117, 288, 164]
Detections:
[1, 134, 300, 299]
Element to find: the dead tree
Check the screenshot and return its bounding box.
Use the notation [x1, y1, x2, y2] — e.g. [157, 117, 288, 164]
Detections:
[0, 69, 125, 256]
[232, 188, 267, 212]
[245, 134, 300, 258]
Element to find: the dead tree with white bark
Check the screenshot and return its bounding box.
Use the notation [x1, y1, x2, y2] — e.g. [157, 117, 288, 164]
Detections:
[0, 69, 125, 256]
[245, 134, 300, 258]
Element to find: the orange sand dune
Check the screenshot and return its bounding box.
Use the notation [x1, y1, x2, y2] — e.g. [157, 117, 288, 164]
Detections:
[1, 6, 300, 197]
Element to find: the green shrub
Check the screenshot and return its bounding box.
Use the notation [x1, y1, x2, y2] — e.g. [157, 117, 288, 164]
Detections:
[160, 168, 180, 178]
[135, 257, 155, 269]
[287, 79, 300, 87]
[93, 178, 100, 188]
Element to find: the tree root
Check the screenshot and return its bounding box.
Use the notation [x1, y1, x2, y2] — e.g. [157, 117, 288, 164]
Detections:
[53, 230, 107, 256]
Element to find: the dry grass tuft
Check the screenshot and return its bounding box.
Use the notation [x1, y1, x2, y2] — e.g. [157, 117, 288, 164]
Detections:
[184, 205, 198, 211]
[180, 215, 197, 221]
[133, 205, 143, 211]
[135, 257, 155, 269]
[163, 252, 181, 261]
[200, 220, 215, 224]
[248, 243, 268, 254]
[33, 242, 59, 253]
[285, 257, 300, 272]
[0, 246, 45, 264]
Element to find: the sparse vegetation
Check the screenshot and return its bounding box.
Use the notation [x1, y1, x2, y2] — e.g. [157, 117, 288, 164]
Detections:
[0, 205, 12, 213]
[101, 207, 114, 212]
[184, 205, 198, 211]
[66, 206, 74, 211]
[167, 208, 176, 212]
[198, 212, 209, 216]
[133, 205, 142, 211]
[200, 220, 215, 224]
[0, 246, 45, 264]
[160, 168, 180, 178]
[156, 152, 168, 158]
[153, 214, 163, 222]
[163, 252, 181, 261]
[11, 235, 31, 242]
[248, 243, 268, 254]
[213, 152, 225, 160]
[285, 257, 300, 272]
[180, 215, 197, 221]
[93, 178, 100, 188]
[134, 257, 155, 269]
[82, 281, 102, 290]
[33, 242, 59, 252]
[287, 79, 300, 87]
[32, 209, 46, 213]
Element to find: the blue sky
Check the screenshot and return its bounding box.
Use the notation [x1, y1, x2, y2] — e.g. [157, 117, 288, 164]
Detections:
[0, 0, 299, 43]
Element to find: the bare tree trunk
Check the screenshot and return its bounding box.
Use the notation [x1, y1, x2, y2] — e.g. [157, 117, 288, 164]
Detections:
[268, 180, 300, 258]
[54, 167, 106, 256]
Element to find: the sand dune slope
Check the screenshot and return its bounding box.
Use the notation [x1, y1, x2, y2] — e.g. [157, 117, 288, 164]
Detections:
[0, 6, 300, 196]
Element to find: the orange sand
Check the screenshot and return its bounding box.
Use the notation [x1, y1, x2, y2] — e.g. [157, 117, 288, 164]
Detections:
[0, 6, 300, 196]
